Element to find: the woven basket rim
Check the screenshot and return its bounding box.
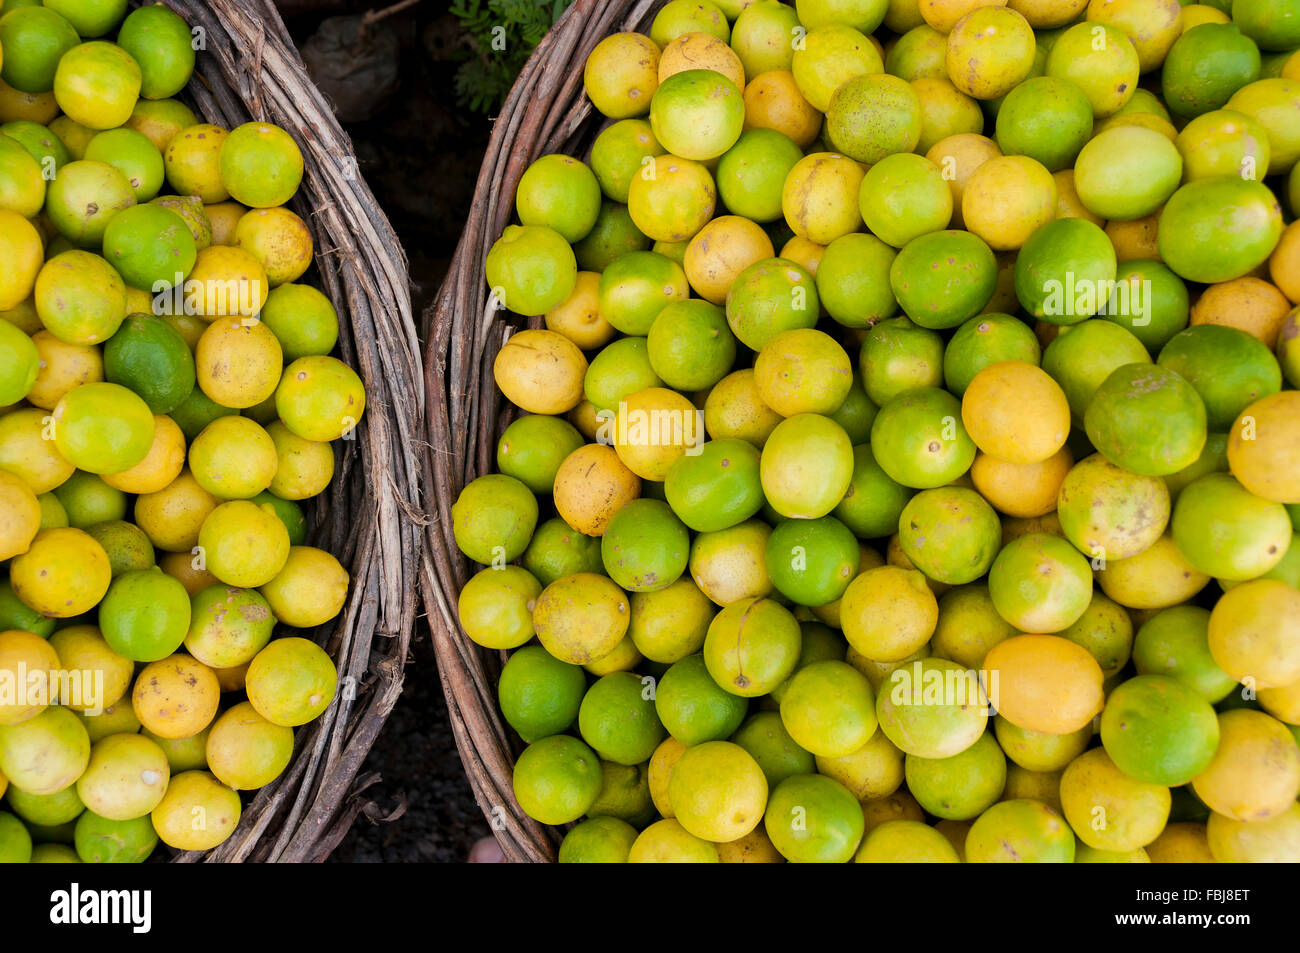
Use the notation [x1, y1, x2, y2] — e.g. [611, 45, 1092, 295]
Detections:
[159, 0, 424, 863]
[422, 0, 666, 863]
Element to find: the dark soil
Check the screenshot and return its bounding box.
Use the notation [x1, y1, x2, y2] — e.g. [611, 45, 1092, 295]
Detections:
[274, 0, 494, 863]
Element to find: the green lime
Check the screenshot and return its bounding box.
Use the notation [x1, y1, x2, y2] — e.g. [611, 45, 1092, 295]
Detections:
[598, 250, 689, 336]
[1131, 606, 1239, 703]
[704, 596, 802, 697]
[43, 0, 127, 38]
[486, 224, 578, 318]
[259, 283, 339, 362]
[729, 710, 816, 788]
[185, 584, 275, 670]
[1101, 675, 1221, 786]
[995, 76, 1094, 172]
[601, 499, 689, 593]
[816, 233, 898, 329]
[664, 437, 763, 533]
[515, 153, 602, 243]
[1074, 126, 1184, 221]
[578, 671, 666, 766]
[522, 517, 602, 587]
[1156, 325, 1282, 431]
[932, 583, 1017, 670]
[1095, 259, 1190, 354]
[885, 24, 947, 82]
[825, 72, 922, 164]
[765, 516, 860, 606]
[731, 0, 800, 76]
[6, 783, 83, 826]
[646, 299, 737, 391]
[0, 812, 33, 863]
[588, 761, 654, 825]
[1171, 472, 1291, 581]
[831, 444, 911, 539]
[573, 201, 650, 272]
[1045, 21, 1140, 118]
[1177, 108, 1272, 182]
[1014, 217, 1117, 323]
[828, 379, 878, 444]
[584, 336, 662, 413]
[858, 152, 952, 248]
[1157, 177, 1283, 284]
[74, 809, 157, 863]
[764, 773, 865, 863]
[943, 314, 1041, 396]
[115, 4, 196, 100]
[654, 653, 748, 745]
[451, 473, 538, 565]
[496, 414, 585, 494]
[898, 487, 1001, 586]
[98, 567, 191, 662]
[858, 316, 944, 406]
[1, 119, 70, 173]
[1234, 0, 1300, 50]
[1084, 363, 1208, 477]
[716, 128, 804, 223]
[0, 6, 80, 94]
[779, 659, 877, 758]
[103, 313, 195, 414]
[512, 735, 604, 825]
[0, 317, 38, 405]
[725, 257, 819, 350]
[988, 533, 1093, 633]
[84, 519, 155, 576]
[869, 388, 976, 490]
[590, 119, 665, 205]
[0, 579, 56, 637]
[965, 799, 1076, 863]
[1041, 319, 1151, 420]
[498, 644, 587, 743]
[83, 128, 164, 202]
[457, 565, 541, 651]
[52, 470, 127, 527]
[1057, 453, 1170, 562]
[44, 159, 136, 247]
[559, 816, 639, 862]
[760, 413, 854, 518]
[1162, 24, 1262, 119]
[1058, 591, 1134, 677]
[649, 69, 745, 162]
[905, 729, 1006, 820]
[773, 622, 847, 701]
[889, 229, 998, 330]
[169, 385, 238, 443]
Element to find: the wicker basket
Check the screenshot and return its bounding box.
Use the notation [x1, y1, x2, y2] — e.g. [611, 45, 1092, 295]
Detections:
[422, 0, 665, 863]
[161, 0, 424, 862]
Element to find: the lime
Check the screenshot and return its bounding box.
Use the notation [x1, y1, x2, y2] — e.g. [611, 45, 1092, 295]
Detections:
[664, 438, 762, 533]
[791, 24, 883, 113]
[495, 414, 584, 495]
[1084, 363, 1207, 477]
[754, 327, 853, 416]
[53, 42, 141, 131]
[1162, 24, 1262, 119]
[598, 251, 688, 336]
[98, 567, 190, 662]
[858, 317, 944, 406]
[729, 710, 816, 788]
[457, 565, 541, 651]
[1158, 177, 1282, 284]
[85, 519, 153, 576]
[1096, 259, 1190, 354]
[601, 499, 689, 593]
[816, 233, 898, 329]
[169, 385, 238, 443]
[931, 583, 1016, 670]
[512, 735, 603, 825]
[779, 660, 876, 758]
[1014, 217, 1117, 324]
[965, 799, 1076, 863]
[765, 516, 859, 607]
[943, 314, 1040, 396]
[869, 388, 976, 489]
[759, 413, 854, 518]
[450, 473, 538, 565]
[826, 73, 922, 164]
[522, 517, 602, 587]
[828, 379, 878, 444]
[497, 645, 587, 743]
[994, 76, 1093, 172]
[1042, 320, 1151, 421]
[573, 201, 650, 272]
[487, 224, 578, 318]
[669, 740, 768, 842]
[578, 671, 665, 765]
[52, 381, 154, 474]
[584, 337, 661, 413]
[725, 257, 819, 349]
[0, 317, 38, 405]
[859, 152, 951, 249]
[103, 314, 195, 415]
[1177, 108, 1272, 182]
[0, 6, 80, 94]
[1, 118, 71, 172]
[654, 653, 747, 745]
[856, 819, 960, 863]
[1156, 325, 1282, 431]
[1101, 674, 1220, 786]
[898, 487, 1000, 585]
[259, 283, 338, 362]
[35, 250, 128, 345]
[185, 584, 276, 670]
[1045, 22, 1140, 118]
[764, 773, 864, 863]
[1075, 126, 1183, 221]
[83, 127, 164, 202]
[590, 119, 664, 204]
[646, 299, 736, 391]
[74, 811, 156, 863]
[703, 596, 801, 697]
[559, 816, 639, 863]
[51, 470, 125, 527]
[0, 579, 55, 637]
[715, 128, 803, 223]
[988, 533, 1093, 633]
[1171, 472, 1291, 581]
[649, 69, 744, 161]
[516, 153, 602, 243]
[44, 159, 136, 247]
[101, 203, 195, 291]
[115, 4, 194, 99]
[905, 730, 1006, 820]
[731, 0, 801, 76]
[889, 229, 998, 330]
[1057, 453, 1170, 562]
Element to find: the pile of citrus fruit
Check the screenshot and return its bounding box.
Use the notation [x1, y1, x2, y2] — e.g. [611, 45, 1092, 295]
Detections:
[459, 0, 1300, 863]
[0, 0, 364, 863]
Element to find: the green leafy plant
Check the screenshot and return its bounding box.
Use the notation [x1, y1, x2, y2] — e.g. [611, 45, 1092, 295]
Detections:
[450, 0, 575, 113]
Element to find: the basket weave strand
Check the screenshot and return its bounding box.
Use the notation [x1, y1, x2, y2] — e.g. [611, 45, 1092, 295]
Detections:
[423, 0, 665, 863]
